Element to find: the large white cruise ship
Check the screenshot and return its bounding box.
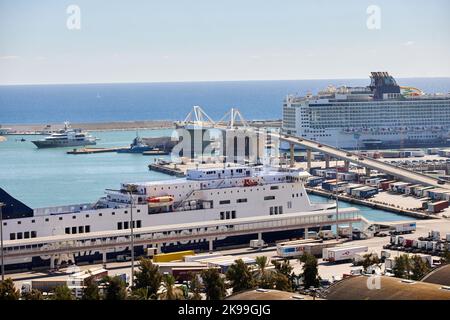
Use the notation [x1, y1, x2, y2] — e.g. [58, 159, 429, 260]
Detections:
[282, 72, 450, 150]
[1, 165, 335, 268]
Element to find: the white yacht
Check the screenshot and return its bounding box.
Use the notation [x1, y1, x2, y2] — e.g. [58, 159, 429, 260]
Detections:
[31, 122, 96, 148]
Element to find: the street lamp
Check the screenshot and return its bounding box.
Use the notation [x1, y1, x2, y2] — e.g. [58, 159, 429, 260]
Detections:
[0, 202, 5, 282]
[127, 187, 135, 288]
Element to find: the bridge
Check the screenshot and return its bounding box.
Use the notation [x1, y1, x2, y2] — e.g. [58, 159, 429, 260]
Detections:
[3, 208, 363, 268]
[276, 132, 450, 189]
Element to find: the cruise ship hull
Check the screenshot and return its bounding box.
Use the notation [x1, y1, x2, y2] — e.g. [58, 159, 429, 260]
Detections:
[31, 139, 96, 148]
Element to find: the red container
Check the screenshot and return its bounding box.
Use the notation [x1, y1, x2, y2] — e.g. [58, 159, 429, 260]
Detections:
[404, 239, 414, 247]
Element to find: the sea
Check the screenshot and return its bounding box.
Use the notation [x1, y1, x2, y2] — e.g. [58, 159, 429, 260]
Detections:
[1, 77, 449, 220]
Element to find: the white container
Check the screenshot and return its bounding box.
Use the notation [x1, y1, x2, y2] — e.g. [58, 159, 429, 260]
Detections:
[446, 233, 450, 242]
[250, 239, 266, 248]
[430, 231, 440, 241]
[323, 246, 368, 262]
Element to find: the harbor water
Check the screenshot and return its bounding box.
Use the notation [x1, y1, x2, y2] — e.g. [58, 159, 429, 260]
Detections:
[0, 129, 414, 222]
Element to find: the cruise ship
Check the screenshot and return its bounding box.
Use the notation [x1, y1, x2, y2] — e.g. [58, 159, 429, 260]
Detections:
[31, 122, 96, 148]
[0, 165, 336, 268]
[282, 72, 450, 150]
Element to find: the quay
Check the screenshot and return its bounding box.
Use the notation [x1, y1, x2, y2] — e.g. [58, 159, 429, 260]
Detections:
[148, 163, 185, 177]
[67, 147, 128, 154]
[306, 187, 436, 220]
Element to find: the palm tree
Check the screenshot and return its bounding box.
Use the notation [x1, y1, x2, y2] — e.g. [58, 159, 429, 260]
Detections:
[130, 287, 152, 300]
[82, 277, 100, 300]
[411, 255, 431, 280]
[0, 278, 20, 300]
[299, 253, 320, 289]
[272, 259, 294, 291]
[226, 259, 255, 293]
[201, 268, 226, 300]
[133, 258, 162, 299]
[159, 274, 184, 300]
[51, 284, 74, 300]
[188, 274, 203, 300]
[101, 276, 128, 300]
[22, 288, 44, 300]
[254, 256, 272, 288]
[393, 254, 411, 279]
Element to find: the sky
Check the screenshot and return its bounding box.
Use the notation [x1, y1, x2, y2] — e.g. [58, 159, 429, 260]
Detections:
[0, 0, 449, 85]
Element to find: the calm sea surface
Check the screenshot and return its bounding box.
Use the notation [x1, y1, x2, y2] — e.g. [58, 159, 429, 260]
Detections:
[1, 78, 450, 124]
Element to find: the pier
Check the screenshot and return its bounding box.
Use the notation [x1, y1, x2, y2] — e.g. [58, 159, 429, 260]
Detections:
[67, 147, 128, 154]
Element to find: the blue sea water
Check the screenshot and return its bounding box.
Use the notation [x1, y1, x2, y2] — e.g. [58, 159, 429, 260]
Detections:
[1, 78, 450, 124]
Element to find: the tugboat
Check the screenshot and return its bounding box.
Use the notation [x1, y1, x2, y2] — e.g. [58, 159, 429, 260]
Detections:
[117, 132, 152, 153]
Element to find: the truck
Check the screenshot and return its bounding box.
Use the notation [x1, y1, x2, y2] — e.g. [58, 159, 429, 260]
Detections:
[318, 230, 334, 240]
[249, 239, 267, 249]
[389, 222, 416, 235]
[338, 226, 352, 238]
[276, 239, 322, 258]
[322, 246, 368, 263]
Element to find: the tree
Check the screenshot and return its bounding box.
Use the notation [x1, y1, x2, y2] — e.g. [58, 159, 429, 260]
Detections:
[159, 274, 184, 300]
[410, 255, 431, 280]
[51, 284, 74, 300]
[102, 276, 128, 300]
[393, 254, 411, 279]
[201, 268, 226, 300]
[22, 289, 44, 300]
[440, 248, 450, 264]
[226, 259, 255, 293]
[0, 278, 20, 300]
[361, 253, 381, 273]
[254, 256, 272, 289]
[82, 277, 100, 300]
[133, 258, 162, 299]
[299, 253, 320, 289]
[273, 259, 295, 291]
[130, 287, 151, 300]
[188, 274, 203, 300]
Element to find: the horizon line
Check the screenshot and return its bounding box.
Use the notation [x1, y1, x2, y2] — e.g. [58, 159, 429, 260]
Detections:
[2, 75, 450, 87]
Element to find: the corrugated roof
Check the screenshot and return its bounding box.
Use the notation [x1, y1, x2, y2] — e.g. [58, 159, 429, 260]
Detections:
[326, 275, 450, 300]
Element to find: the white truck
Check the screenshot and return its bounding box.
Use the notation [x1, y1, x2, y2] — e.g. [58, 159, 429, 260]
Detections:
[390, 222, 416, 234]
[322, 246, 368, 263]
[318, 230, 334, 240]
[249, 239, 267, 249]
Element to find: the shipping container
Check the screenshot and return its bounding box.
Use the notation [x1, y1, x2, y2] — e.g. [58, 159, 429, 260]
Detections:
[390, 222, 416, 234]
[153, 250, 195, 263]
[427, 200, 449, 213]
[322, 246, 368, 262]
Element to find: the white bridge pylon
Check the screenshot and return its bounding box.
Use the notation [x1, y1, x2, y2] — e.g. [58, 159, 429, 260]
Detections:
[217, 108, 249, 129]
[181, 105, 216, 128]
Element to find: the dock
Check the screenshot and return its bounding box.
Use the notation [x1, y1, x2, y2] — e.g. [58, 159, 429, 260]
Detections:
[305, 187, 436, 220]
[148, 163, 186, 177]
[67, 147, 128, 154]
[142, 150, 170, 156]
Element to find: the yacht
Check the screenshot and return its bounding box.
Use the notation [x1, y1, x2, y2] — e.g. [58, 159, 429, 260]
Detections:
[31, 122, 96, 148]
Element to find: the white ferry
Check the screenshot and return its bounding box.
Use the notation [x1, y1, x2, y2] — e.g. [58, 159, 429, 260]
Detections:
[282, 72, 450, 150]
[0, 165, 335, 268]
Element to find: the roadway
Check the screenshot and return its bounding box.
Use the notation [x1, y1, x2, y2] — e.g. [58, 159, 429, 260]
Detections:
[275, 132, 450, 189]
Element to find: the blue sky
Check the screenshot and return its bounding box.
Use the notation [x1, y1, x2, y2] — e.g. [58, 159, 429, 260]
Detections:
[0, 0, 449, 84]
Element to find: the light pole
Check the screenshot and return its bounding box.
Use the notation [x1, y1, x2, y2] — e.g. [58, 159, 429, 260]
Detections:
[127, 189, 135, 288]
[0, 202, 5, 282]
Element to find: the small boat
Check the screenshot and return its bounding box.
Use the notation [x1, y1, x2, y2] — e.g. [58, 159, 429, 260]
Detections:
[147, 196, 174, 207]
[117, 132, 152, 153]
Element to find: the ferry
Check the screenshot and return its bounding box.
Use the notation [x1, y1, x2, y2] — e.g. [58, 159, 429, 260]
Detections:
[31, 122, 97, 148]
[0, 165, 336, 268]
[282, 72, 450, 150]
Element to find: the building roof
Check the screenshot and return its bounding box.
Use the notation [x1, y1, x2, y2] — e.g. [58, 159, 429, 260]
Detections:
[226, 289, 318, 300]
[421, 264, 450, 286]
[325, 275, 450, 300]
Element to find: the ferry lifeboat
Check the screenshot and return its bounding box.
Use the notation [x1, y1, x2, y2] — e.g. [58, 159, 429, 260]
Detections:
[147, 195, 174, 206]
[243, 179, 258, 187]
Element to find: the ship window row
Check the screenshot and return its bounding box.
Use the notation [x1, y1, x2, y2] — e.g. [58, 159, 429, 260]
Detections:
[269, 206, 283, 215]
[117, 220, 142, 230]
[220, 211, 236, 220]
[65, 225, 91, 234]
[292, 193, 303, 197]
[153, 184, 195, 191]
[9, 231, 37, 240]
[264, 196, 276, 201]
